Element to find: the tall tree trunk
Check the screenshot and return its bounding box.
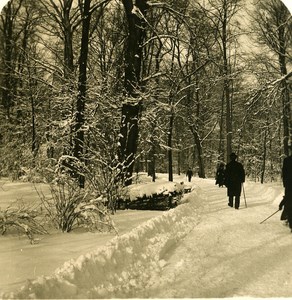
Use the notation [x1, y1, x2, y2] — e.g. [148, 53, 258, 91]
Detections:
[2, 1, 15, 120]
[63, 0, 74, 79]
[148, 122, 156, 182]
[281, 80, 291, 155]
[74, 0, 91, 188]
[28, 68, 38, 162]
[119, 103, 141, 185]
[218, 89, 225, 161]
[168, 109, 174, 182]
[177, 145, 181, 176]
[190, 124, 206, 178]
[222, 0, 233, 162]
[62, 0, 75, 156]
[119, 0, 148, 186]
[278, 25, 291, 155]
[194, 73, 206, 178]
[260, 124, 268, 184]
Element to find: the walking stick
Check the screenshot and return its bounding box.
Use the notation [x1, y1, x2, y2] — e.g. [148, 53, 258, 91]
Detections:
[259, 209, 280, 224]
[242, 183, 247, 208]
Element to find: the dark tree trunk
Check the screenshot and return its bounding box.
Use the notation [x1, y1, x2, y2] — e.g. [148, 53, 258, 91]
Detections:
[119, 103, 141, 185]
[218, 89, 225, 161]
[119, 0, 148, 186]
[185, 63, 206, 179]
[168, 110, 174, 182]
[222, 0, 233, 162]
[58, 0, 75, 157]
[28, 73, 38, 161]
[1, 1, 17, 119]
[190, 124, 206, 178]
[177, 146, 181, 176]
[278, 24, 291, 155]
[63, 0, 74, 79]
[148, 124, 156, 182]
[74, 0, 91, 188]
[261, 124, 268, 184]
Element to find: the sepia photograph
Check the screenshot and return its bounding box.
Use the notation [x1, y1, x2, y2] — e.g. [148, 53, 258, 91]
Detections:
[0, 0, 291, 298]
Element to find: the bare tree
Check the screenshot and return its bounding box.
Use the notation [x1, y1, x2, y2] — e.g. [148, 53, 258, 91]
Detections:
[199, 0, 242, 162]
[252, 0, 292, 155]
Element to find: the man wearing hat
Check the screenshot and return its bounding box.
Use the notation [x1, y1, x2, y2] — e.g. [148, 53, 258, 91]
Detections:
[224, 152, 245, 209]
[280, 144, 292, 231]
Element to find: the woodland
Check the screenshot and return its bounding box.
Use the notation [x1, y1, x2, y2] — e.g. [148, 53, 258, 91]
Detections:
[0, 0, 291, 223]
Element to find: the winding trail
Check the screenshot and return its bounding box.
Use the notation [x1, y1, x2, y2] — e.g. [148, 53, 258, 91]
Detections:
[146, 179, 292, 298]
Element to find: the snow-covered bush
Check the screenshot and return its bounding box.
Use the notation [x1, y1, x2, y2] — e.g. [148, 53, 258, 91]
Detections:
[84, 161, 124, 214]
[38, 175, 116, 233]
[0, 200, 48, 244]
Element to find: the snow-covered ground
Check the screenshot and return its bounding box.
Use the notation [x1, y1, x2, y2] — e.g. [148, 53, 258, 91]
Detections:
[1, 174, 291, 299]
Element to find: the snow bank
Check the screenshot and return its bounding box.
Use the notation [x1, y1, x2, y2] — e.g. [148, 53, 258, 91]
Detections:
[2, 186, 201, 299]
[245, 181, 284, 206]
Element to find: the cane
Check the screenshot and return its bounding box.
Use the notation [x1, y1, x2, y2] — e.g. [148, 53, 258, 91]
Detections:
[259, 209, 280, 224]
[242, 183, 247, 208]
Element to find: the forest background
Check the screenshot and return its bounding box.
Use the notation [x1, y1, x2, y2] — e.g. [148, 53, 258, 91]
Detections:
[0, 0, 291, 209]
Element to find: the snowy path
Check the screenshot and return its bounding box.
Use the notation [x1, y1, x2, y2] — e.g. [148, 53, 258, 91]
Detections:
[145, 179, 292, 298]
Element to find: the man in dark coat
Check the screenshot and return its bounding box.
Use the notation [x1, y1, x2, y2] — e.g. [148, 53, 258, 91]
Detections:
[186, 167, 193, 182]
[280, 145, 292, 231]
[224, 152, 245, 209]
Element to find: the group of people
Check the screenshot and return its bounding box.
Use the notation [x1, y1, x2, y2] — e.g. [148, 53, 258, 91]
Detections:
[186, 152, 246, 209]
[215, 146, 292, 232]
[186, 146, 292, 231]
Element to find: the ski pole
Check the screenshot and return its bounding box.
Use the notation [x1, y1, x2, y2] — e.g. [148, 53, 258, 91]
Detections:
[259, 209, 280, 224]
[242, 183, 247, 208]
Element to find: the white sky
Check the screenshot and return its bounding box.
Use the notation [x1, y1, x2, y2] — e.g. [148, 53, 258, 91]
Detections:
[282, 0, 292, 13]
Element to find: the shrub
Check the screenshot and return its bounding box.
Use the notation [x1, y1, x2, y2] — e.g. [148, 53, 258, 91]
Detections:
[38, 174, 117, 233]
[0, 200, 48, 244]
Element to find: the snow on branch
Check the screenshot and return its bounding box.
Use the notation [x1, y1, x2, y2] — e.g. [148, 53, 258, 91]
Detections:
[270, 70, 292, 86]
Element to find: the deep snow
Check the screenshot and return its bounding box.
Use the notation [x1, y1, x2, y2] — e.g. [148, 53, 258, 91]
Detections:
[0, 177, 172, 294]
[1, 173, 291, 299]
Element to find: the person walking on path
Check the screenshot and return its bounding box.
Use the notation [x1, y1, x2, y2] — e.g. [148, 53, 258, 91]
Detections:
[215, 162, 225, 187]
[186, 167, 193, 182]
[224, 152, 245, 209]
[280, 144, 292, 231]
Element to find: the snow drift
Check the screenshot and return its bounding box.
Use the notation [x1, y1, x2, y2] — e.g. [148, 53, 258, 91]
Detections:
[2, 185, 201, 299]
